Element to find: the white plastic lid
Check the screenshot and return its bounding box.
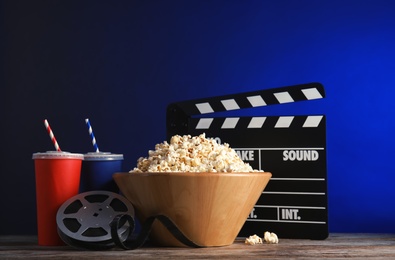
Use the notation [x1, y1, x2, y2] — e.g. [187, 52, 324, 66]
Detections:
[83, 152, 124, 161]
[32, 151, 84, 160]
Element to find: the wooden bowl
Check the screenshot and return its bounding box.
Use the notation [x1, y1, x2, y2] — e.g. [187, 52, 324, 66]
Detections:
[113, 172, 271, 247]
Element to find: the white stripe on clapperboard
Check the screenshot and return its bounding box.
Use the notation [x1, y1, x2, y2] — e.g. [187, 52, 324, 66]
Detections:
[234, 147, 325, 171]
[195, 87, 323, 114]
[250, 205, 327, 225]
[247, 204, 327, 225]
[195, 116, 324, 129]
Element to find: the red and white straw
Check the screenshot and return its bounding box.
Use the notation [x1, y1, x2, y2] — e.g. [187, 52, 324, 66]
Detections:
[44, 119, 61, 151]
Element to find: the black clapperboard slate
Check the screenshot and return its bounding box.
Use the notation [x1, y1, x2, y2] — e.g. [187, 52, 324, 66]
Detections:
[166, 82, 328, 240]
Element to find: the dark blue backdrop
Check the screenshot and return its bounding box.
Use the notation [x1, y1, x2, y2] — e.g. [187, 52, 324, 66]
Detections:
[1, 0, 395, 234]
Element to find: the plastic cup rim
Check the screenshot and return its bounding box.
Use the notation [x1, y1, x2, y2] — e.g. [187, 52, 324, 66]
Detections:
[32, 151, 84, 160]
[83, 152, 124, 161]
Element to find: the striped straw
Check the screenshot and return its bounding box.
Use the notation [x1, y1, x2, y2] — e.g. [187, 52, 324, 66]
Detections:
[44, 119, 61, 151]
[85, 118, 99, 152]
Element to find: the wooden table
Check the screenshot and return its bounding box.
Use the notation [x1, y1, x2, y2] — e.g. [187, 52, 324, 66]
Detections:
[1, 234, 394, 259]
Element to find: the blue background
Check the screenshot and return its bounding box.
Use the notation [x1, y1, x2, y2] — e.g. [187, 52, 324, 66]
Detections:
[1, 0, 395, 234]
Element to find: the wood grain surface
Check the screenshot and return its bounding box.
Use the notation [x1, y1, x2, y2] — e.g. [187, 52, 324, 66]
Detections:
[1, 234, 394, 259]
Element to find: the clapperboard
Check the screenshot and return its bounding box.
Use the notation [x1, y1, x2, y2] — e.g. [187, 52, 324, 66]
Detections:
[166, 82, 328, 240]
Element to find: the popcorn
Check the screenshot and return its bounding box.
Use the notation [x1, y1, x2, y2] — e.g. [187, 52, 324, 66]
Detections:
[245, 234, 263, 245]
[130, 133, 262, 173]
[264, 231, 279, 244]
[245, 232, 279, 245]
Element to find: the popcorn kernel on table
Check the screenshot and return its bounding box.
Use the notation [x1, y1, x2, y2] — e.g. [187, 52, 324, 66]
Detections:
[264, 231, 279, 244]
[245, 232, 279, 245]
[130, 133, 263, 173]
[245, 234, 263, 245]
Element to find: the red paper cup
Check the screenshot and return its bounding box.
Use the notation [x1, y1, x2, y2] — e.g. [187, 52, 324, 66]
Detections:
[32, 151, 83, 246]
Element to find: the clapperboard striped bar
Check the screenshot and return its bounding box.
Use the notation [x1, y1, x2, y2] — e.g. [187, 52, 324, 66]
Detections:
[167, 82, 328, 240]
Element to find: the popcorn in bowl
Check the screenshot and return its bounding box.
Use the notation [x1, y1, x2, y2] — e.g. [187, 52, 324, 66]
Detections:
[130, 133, 263, 173]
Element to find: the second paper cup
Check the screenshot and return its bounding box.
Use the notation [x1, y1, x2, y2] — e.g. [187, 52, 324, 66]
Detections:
[80, 152, 124, 193]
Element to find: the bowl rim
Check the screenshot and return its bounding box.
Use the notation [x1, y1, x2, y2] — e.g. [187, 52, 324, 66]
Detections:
[113, 171, 272, 177]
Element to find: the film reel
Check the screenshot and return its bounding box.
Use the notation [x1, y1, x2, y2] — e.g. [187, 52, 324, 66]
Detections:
[56, 191, 135, 250]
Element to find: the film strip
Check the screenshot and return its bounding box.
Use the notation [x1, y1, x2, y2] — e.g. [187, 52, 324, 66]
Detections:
[56, 191, 203, 250]
[167, 82, 328, 240]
